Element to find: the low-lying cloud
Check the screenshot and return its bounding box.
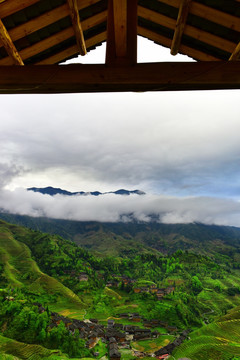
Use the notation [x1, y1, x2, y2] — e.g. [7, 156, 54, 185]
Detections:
[1, 188, 240, 227]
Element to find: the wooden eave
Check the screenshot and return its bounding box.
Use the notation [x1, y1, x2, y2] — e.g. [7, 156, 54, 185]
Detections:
[0, 0, 239, 93]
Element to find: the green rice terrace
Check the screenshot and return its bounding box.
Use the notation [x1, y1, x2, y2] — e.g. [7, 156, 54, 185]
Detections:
[1, 219, 240, 359]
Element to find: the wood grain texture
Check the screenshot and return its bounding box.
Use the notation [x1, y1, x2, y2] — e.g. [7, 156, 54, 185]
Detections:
[0, 62, 240, 93]
[171, 0, 192, 55]
[0, 19, 23, 65]
[67, 0, 86, 56]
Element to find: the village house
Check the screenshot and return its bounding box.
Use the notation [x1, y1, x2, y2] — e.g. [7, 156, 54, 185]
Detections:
[109, 337, 121, 360]
[78, 272, 89, 281]
[133, 287, 141, 293]
[134, 328, 152, 340]
[129, 313, 141, 322]
[118, 313, 129, 319]
[108, 319, 115, 328]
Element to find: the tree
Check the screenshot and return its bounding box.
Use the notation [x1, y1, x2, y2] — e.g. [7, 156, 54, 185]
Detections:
[191, 276, 203, 295]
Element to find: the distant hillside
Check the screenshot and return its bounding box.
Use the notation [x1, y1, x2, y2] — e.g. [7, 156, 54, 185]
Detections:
[27, 186, 145, 196]
[1, 213, 240, 258]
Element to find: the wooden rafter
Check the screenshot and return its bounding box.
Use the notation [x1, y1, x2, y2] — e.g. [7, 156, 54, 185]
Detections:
[1, 62, 240, 93]
[138, 26, 220, 61]
[229, 42, 240, 61]
[0, 19, 23, 65]
[0, 0, 101, 47]
[0, 11, 106, 65]
[106, 0, 137, 66]
[138, 6, 236, 54]
[171, 0, 191, 55]
[66, 0, 86, 56]
[0, 0, 101, 20]
[158, 0, 240, 32]
[36, 31, 106, 65]
[0, 0, 40, 19]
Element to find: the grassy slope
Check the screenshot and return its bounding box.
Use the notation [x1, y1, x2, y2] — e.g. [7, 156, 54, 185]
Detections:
[0, 334, 62, 360]
[173, 306, 240, 360]
[0, 224, 82, 309]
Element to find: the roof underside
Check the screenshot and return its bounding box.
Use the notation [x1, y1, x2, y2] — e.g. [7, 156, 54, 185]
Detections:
[0, 0, 240, 65]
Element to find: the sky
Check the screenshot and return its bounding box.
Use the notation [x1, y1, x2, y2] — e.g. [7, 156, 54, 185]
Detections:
[1, 37, 240, 226]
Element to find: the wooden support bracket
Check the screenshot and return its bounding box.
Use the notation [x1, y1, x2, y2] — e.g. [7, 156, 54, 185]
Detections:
[171, 0, 192, 55]
[0, 19, 23, 65]
[66, 0, 87, 56]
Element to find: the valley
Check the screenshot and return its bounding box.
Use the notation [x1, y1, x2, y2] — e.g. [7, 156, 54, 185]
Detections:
[1, 218, 240, 359]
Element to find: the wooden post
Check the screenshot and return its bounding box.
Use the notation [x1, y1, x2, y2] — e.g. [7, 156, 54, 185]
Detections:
[106, 0, 137, 66]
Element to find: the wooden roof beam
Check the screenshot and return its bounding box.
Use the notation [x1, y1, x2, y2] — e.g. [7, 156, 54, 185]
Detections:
[0, 0, 101, 47]
[106, 0, 137, 66]
[0, 19, 23, 65]
[171, 0, 191, 55]
[36, 31, 106, 65]
[158, 0, 240, 33]
[1, 62, 240, 93]
[0, 11, 107, 65]
[138, 27, 220, 61]
[138, 6, 236, 55]
[66, 0, 86, 56]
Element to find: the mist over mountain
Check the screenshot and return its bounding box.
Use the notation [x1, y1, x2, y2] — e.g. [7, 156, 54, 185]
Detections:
[27, 186, 145, 196]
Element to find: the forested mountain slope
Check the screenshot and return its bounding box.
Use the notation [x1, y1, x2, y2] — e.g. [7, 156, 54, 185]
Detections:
[1, 212, 240, 258]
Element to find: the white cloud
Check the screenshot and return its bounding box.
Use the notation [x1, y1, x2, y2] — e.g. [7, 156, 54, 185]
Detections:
[1, 188, 240, 227]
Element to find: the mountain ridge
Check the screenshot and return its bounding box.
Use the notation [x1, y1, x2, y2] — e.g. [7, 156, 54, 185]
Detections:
[27, 186, 145, 196]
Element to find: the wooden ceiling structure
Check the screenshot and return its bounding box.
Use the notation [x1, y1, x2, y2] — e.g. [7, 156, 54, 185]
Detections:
[0, 0, 240, 93]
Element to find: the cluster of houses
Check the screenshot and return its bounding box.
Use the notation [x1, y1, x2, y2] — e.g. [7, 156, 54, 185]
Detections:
[133, 285, 175, 300]
[117, 313, 178, 333]
[62, 271, 176, 301]
[155, 330, 191, 358]
[106, 274, 175, 301]
[34, 302, 188, 359]
[106, 275, 136, 288]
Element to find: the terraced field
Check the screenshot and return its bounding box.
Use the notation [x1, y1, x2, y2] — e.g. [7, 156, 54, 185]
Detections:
[173, 313, 240, 360]
[0, 335, 63, 360]
[0, 228, 83, 311]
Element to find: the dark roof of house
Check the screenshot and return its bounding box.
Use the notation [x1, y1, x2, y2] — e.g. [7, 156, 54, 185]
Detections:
[0, 0, 239, 66]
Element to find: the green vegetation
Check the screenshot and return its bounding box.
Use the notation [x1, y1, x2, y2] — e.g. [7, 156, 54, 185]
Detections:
[173, 307, 240, 359]
[1, 218, 240, 359]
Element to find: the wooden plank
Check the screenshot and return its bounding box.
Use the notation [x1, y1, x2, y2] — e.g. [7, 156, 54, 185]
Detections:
[157, 0, 240, 32]
[0, 11, 107, 65]
[0, 0, 100, 19]
[138, 6, 236, 54]
[0, 0, 40, 19]
[36, 31, 106, 64]
[229, 42, 240, 60]
[171, 0, 191, 55]
[0, 19, 23, 65]
[0, 0, 102, 47]
[138, 27, 220, 61]
[0, 62, 240, 93]
[67, 0, 86, 56]
[106, 0, 137, 65]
